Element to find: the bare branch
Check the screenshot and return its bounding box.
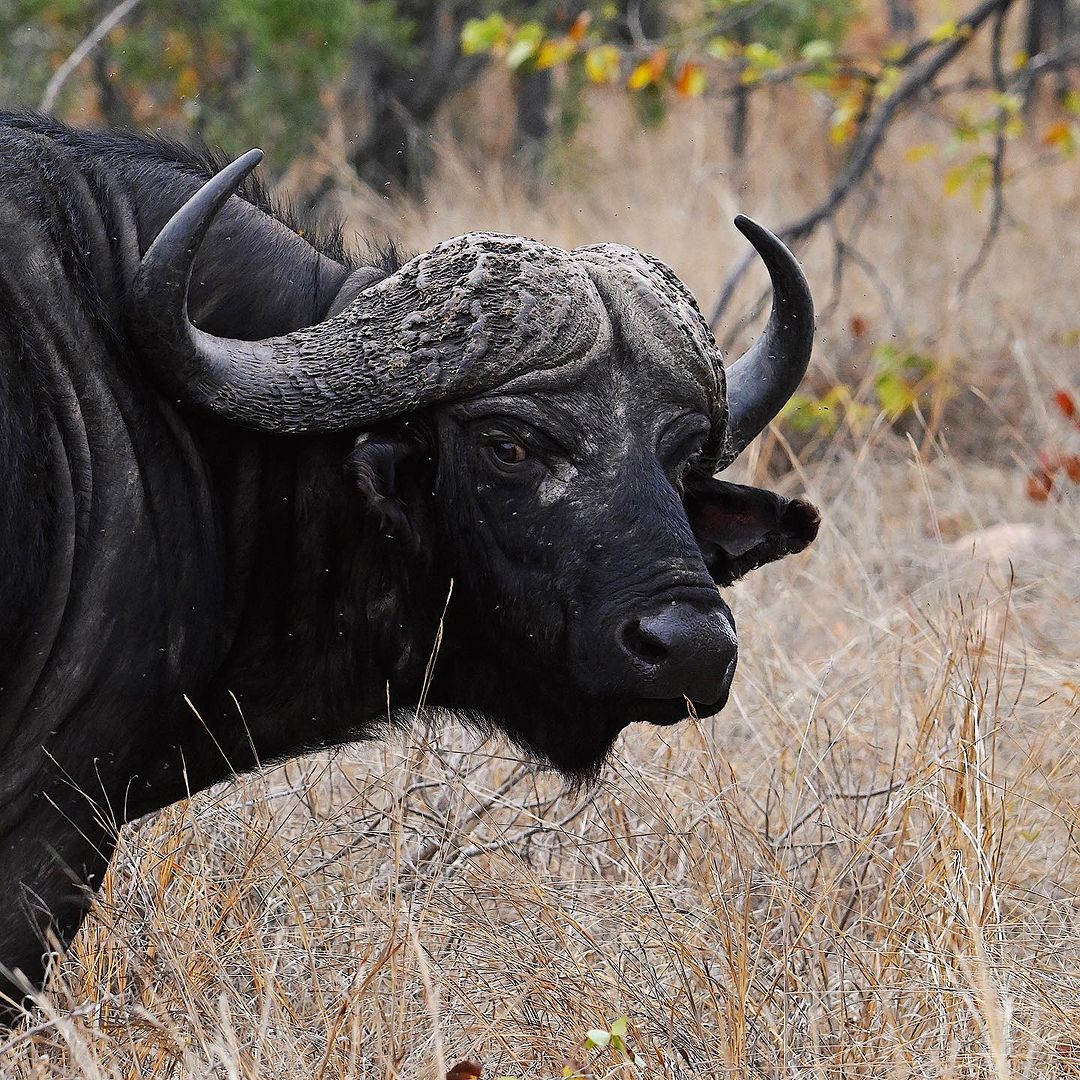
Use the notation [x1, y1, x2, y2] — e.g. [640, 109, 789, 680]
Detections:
[709, 0, 1019, 331]
[39, 0, 144, 114]
[957, 5, 1010, 298]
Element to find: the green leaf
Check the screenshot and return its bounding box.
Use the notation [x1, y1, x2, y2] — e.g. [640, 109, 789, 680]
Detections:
[707, 36, 738, 60]
[461, 13, 508, 55]
[744, 41, 781, 70]
[781, 392, 840, 435]
[800, 39, 833, 64]
[506, 35, 538, 70]
[506, 40, 533, 68]
[875, 371, 918, 417]
[874, 65, 901, 99]
[993, 91, 1023, 114]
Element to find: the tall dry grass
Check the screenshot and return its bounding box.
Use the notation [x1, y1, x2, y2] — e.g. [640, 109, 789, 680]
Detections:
[1, 84, 1078, 1079]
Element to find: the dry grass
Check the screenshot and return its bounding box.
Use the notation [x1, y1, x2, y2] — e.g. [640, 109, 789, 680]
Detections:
[2, 85, 1079, 1079]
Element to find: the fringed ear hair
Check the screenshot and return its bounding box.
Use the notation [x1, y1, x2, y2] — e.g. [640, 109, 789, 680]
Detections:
[684, 475, 820, 587]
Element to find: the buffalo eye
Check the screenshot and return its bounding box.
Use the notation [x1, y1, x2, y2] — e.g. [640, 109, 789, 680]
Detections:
[484, 437, 528, 465]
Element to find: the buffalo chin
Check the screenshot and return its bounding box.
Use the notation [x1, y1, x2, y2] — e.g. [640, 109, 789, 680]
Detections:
[430, 649, 729, 783]
[452, 691, 725, 787]
[621, 687, 731, 727]
[518, 692, 726, 782]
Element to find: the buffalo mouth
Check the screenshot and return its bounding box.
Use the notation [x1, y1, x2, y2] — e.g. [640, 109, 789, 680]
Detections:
[618, 687, 732, 728]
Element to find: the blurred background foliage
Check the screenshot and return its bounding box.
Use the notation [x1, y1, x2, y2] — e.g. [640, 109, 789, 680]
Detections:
[5, 0, 1077, 197]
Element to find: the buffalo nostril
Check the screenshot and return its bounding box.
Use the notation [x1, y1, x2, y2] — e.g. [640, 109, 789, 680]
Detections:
[616, 603, 738, 704]
[619, 616, 670, 665]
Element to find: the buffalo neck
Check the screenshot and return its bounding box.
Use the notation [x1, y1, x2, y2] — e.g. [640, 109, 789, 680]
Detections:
[155, 427, 443, 811]
[0, 120, 403, 820]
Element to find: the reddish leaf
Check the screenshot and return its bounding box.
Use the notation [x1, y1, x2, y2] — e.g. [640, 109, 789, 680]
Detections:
[1053, 388, 1079, 427]
[567, 11, 591, 43]
[674, 61, 706, 97]
[1064, 454, 1080, 483]
[1037, 447, 1059, 472]
[1042, 120, 1073, 147]
[1027, 469, 1054, 502]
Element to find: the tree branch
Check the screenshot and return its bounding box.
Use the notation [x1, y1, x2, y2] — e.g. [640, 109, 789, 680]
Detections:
[957, 4, 1010, 298]
[39, 0, 144, 114]
[709, 0, 1020, 331]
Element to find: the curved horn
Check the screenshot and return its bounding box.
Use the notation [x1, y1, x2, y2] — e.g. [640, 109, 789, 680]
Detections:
[723, 215, 814, 458]
[128, 153, 605, 433]
[127, 148, 277, 417]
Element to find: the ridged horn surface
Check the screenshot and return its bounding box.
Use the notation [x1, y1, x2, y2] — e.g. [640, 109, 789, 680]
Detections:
[128, 153, 607, 433]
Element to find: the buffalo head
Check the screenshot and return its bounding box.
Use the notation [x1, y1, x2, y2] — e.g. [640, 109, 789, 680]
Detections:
[127, 151, 819, 779]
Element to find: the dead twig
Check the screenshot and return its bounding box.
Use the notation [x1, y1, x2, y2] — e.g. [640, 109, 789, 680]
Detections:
[39, 0, 144, 113]
[956, 4, 1010, 299]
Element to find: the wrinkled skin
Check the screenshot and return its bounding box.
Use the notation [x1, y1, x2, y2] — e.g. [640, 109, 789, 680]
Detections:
[354, 350, 818, 782]
[431, 370, 729, 777]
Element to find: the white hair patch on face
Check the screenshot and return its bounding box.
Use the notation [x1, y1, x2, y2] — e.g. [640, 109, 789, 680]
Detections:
[537, 465, 578, 506]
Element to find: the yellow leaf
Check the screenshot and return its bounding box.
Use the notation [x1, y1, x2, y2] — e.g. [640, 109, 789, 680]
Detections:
[928, 19, 963, 42]
[584, 44, 620, 84]
[944, 164, 968, 196]
[627, 48, 667, 90]
[904, 142, 937, 163]
[1003, 115, 1025, 138]
[628, 60, 654, 90]
[536, 38, 576, 69]
[830, 103, 858, 146]
[1043, 120, 1072, 147]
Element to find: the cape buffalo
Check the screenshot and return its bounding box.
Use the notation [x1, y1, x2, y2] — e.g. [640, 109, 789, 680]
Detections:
[0, 111, 819, 1012]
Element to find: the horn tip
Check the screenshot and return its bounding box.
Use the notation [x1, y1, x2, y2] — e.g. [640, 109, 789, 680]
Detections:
[220, 148, 265, 188]
[733, 214, 767, 243]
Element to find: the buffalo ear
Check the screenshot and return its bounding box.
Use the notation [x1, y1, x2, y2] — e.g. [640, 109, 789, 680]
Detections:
[684, 474, 820, 587]
[346, 427, 433, 548]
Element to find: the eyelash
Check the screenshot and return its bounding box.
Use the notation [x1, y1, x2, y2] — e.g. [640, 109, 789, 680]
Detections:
[480, 430, 531, 467]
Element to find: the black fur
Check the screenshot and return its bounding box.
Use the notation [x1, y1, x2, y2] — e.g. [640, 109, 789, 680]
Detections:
[0, 113, 816, 1016]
